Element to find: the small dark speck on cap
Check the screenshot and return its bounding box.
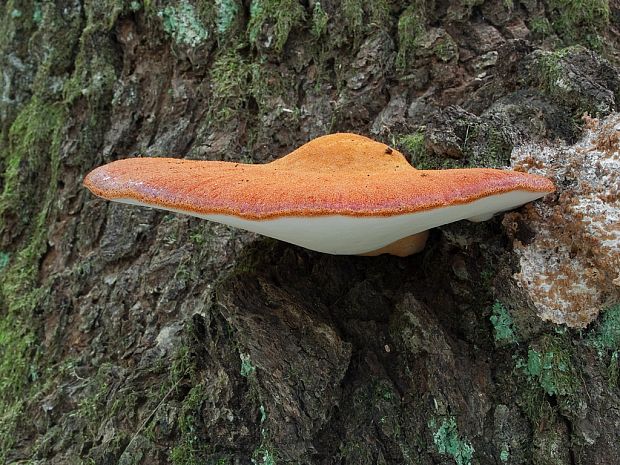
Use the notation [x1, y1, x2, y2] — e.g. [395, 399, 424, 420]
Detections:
[385, 146, 393, 154]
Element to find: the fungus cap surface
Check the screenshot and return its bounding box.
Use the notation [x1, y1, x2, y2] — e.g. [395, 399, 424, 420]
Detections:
[84, 133, 554, 255]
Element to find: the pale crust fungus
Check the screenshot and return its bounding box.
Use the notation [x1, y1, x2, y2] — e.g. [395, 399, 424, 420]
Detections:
[508, 115, 620, 328]
[84, 133, 554, 256]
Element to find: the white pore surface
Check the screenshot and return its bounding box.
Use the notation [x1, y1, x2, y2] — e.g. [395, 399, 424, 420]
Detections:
[118, 190, 545, 255]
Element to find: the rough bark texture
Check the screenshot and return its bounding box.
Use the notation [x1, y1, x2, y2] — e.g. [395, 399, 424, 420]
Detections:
[1, 1, 620, 464]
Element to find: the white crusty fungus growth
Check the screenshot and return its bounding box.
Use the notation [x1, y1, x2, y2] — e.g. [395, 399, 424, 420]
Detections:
[508, 114, 620, 328]
[84, 133, 554, 256]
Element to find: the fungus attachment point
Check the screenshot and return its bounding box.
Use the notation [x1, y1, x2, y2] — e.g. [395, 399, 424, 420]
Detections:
[84, 133, 554, 256]
[361, 231, 430, 257]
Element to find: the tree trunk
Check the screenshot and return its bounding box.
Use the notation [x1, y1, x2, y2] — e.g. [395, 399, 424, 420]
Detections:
[1, 1, 619, 464]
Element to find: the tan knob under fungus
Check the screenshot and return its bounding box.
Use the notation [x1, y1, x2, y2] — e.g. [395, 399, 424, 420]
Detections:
[84, 133, 554, 256]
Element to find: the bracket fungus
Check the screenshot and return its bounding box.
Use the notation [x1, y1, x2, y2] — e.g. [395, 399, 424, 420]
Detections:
[84, 133, 554, 256]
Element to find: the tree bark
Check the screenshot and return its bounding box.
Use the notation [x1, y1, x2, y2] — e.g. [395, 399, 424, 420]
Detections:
[1, 1, 619, 464]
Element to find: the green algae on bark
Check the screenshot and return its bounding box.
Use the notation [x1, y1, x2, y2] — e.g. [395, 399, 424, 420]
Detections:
[429, 417, 475, 465]
[588, 305, 620, 354]
[588, 305, 620, 386]
[546, 0, 610, 48]
[159, 0, 210, 47]
[524, 45, 620, 116]
[0, 97, 66, 461]
[0, 0, 120, 460]
[490, 301, 517, 344]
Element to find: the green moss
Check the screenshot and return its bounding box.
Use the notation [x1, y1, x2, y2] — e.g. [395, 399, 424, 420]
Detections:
[531, 47, 574, 101]
[516, 378, 556, 426]
[311, 1, 329, 39]
[159, 0, 210, 47]
[547, 0, 609, 48]
[373, 381, 395, 402]
[365, 0, 390, 26]
[587, 305, 620, 387]
[188, 223, 212, 248]
[480, 127, 512, 166]
[529, 15, 553, 39]
[400, 115, 511, 170]
[398, 131, 425, 154]
[535, 47, 575, 79]
[396, 3, 426, 70]
[169, 345, 207, 465]
[0, 1, 120, 457]
[248, 0, 305, 52]
[398, 131, 427, 165]
[61, 7, 119, 170]
[83, 0, 126, 33]
[63, 45, 118, 106]
[0, 0, 37, 62]
[336, 0, 390, 44]
[74, 365, 120, 439]
[434, 38, 458, 62]
[208, 49, 292, 125]
[0, 0, 125, 460]
[0, 98, 65, 461]
[0, 97, 64, 244]
[588, 304, 620, 354]
[531, 45, 612, 116]
[490, 301, 517, 344]
[170, 346, 197, 382]
[170, 442, 202, 465]
[179, 383, 206, 433]
[341, 0, 364, 38]
[26, 1, 83, 98]
[167, 326, 262, 465]
[429, 417, 475, 465]
[209, 47, 251, 121]
[249, 60, 293, 113]
[513, 333, 582, 430]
